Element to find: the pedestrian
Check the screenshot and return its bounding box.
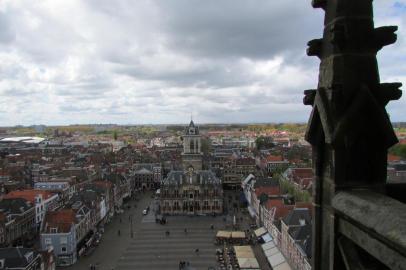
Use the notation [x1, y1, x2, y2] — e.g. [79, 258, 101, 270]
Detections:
[118, 229, 121, 236]
[195, 248, 199, 255]
[210, 224, 214, 230]
[120, 218, 122, 223]
[184, 228, 187, 234]
[89, 264, 93, 270]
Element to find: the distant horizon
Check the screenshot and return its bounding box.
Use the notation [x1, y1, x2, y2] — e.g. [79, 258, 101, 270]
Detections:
[2, 121, 311, 128]
[2, 121, 406, 129]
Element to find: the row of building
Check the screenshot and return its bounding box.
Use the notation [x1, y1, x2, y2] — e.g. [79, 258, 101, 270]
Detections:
[242, 170, 313, 270]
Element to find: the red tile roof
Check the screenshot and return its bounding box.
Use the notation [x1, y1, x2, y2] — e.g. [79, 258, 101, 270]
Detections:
[4, 190, 55, 204]
[274, 205, 294, 220]
[265, 198, 284, 210]
[43, 209, 76, 233]
[255, 186, 281, 197]
[388, 154, 401, 162]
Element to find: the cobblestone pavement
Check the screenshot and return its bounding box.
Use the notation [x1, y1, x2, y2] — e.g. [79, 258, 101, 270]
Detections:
[66, 190, 271, 270]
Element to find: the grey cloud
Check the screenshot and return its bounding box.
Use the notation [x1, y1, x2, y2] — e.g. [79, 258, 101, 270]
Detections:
[0, 12, 15, 44]
[157, 0, 323, 59]
[0, 0, 403, 125]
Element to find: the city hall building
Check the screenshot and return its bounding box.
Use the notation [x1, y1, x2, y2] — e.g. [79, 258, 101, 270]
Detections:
[159, 120, 223, 215]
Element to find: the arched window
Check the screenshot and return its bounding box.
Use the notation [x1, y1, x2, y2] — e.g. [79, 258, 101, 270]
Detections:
[190, 140, 194, 153]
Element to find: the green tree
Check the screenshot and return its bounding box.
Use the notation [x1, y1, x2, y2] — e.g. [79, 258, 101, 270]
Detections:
[113, 130, 118, 140]
[255, 136, 275, 150]
[389, 144, 406, 159]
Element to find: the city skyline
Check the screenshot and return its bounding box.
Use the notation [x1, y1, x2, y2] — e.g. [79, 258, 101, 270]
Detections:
[0, 1, 405, 126]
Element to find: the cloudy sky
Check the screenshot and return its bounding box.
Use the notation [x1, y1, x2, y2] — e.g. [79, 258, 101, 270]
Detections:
[0, 1, 405, 126]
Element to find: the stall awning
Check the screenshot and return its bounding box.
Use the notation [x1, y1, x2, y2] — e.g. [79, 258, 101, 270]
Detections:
[262, 241, 275, 251]
[267, 252, 286, 268]
[231, 231, 246, 239]
[254, 227, 267, 237]
[234, 246, 255, 259]
[237, 258, 260, 269]
[216, 230, 231, 238]
[273, 262, 292, 270]
[262, 233, 273, 243]
[264, 247, 280, 257]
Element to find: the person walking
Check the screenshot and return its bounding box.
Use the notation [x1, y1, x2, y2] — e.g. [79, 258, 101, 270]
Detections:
[118, 229, 121, 236]
[184, 228, 187, 234]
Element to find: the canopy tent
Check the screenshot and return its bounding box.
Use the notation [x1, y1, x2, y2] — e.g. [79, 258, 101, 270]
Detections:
[262, 241, 276, 251]
[272, 262, 292, 270]
[231, 231, 246, 239]
[267, 252, 286, 268]
[254, 227, 267, 237]
[237, 258, 260, 269]
[261, 242, 292, 270]
[264, 247, 280, 257]
[216, 231, 231, 238]
[235, 246, 254, 256]
[261, 233, 273, 243]
[234, 246, 255, 259]
[234, 246, 260, 269]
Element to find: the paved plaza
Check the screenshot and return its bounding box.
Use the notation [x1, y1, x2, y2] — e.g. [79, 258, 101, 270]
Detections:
[117, 216, 222, 270]
[67, 191, 271, 270]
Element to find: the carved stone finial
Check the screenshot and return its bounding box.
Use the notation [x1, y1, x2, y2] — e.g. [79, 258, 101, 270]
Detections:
[378, 82, 403, 105]
[307, 39, 323, 58]
[303, 89, 317, 106]
[312, 0, 327, 9]
[374, 26, 398, 51]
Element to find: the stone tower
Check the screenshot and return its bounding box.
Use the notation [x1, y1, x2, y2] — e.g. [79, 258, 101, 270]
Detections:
[305, 0, 402, 269]
[182, 120, 203, 170]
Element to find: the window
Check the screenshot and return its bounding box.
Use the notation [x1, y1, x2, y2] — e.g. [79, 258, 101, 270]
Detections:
[45, 238, 52, 246]
[183, 201, 188, 211]
[61, 246, 67, 253]
[50, 227, 58, 233]
[189, 193, 193, 199]
[204, 201, 209, 210]
[174, 201, 180, 210]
